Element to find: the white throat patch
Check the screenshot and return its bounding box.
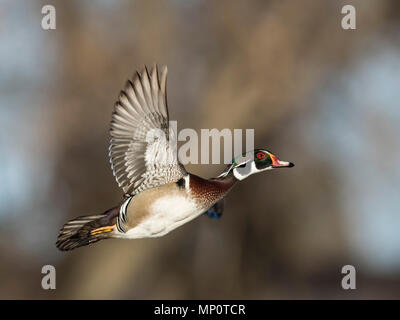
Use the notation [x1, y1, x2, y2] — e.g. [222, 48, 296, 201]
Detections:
[233, 162, 259, 181]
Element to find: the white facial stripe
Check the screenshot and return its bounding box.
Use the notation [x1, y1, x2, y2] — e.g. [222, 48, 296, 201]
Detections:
[217, 163, 235, 178]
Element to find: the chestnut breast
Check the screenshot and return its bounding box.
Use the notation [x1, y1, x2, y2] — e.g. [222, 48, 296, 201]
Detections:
[188, 174, 237, 208]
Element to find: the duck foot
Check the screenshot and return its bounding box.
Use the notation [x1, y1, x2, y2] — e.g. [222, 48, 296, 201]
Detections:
[203, 199, 225, 220]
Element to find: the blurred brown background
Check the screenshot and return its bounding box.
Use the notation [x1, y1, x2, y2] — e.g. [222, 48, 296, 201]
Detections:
[1, 0, 400, 299]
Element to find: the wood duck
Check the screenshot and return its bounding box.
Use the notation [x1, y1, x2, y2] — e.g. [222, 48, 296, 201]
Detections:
[56, 65, 294, 251]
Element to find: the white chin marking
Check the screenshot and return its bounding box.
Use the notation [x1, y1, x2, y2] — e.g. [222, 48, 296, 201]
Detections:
[233, 162, 259, 180]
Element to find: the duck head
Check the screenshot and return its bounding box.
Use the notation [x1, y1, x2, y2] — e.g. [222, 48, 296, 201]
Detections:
[218, 149, 294, 181]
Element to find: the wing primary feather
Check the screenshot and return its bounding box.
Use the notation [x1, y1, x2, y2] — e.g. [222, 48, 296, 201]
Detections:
[150, 64, 160, 113]
[142, 66, 156, 114]
[160, 66, 169, 121]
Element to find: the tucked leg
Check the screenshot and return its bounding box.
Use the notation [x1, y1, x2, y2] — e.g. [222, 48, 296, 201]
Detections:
[204, 199, 225, 219]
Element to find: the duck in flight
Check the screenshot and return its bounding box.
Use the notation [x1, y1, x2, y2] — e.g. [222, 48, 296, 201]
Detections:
[56, 65, 294, 251]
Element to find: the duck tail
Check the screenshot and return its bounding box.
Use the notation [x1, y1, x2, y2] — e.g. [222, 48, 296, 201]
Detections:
[56, 206, 119, 251]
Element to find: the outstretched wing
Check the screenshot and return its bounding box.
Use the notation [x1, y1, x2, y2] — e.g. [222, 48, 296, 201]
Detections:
[109, 65, 187, 195]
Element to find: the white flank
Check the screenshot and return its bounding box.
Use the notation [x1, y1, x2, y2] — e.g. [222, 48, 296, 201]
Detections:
[125, 194, 202, 239]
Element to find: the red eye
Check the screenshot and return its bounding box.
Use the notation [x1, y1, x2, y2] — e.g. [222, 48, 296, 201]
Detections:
[256, 152, 266, 159]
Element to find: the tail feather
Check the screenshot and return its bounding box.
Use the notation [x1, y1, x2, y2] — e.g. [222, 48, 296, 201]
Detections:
[56, 207, 119, 251]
